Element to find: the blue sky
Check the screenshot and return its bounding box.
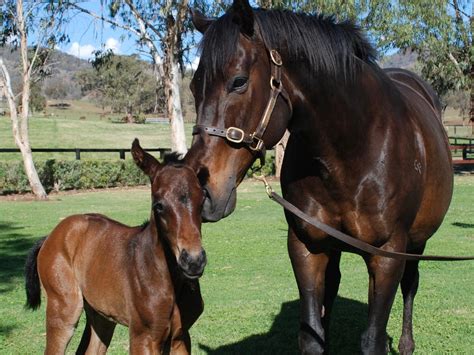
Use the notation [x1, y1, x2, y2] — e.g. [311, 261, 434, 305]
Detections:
[60, 2, 138, 60]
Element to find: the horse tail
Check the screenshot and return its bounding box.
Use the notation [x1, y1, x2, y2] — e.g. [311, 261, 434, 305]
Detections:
[24, 237, 47, 310]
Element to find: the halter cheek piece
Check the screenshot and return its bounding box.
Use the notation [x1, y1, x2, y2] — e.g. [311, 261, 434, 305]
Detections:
[192, 49, 292, 166]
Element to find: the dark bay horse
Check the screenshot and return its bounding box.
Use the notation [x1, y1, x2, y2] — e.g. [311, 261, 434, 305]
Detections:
[186, 1, 453, 353]
[25, 139, 207, 354]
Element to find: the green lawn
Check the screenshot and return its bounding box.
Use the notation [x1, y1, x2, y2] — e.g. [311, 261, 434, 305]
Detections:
[0, 100, 194, 162]
[0, 178, 473, 354]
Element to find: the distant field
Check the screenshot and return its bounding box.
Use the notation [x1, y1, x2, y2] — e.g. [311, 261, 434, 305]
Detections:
[0, 178, 473, 354]
[0, 100, 194, 162]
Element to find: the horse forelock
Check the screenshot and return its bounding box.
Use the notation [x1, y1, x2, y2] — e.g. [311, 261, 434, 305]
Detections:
[199, 8, 377, 83]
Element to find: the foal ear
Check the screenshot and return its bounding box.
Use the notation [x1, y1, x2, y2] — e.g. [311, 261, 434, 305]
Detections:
[231, 0, 254, 37]
[190, 8, 214, 34]
[131, 139, 161, 178]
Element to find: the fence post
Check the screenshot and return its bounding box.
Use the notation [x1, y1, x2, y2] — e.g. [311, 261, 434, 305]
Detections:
[119, 150, 125, 159]
[75, 149, 81, 160]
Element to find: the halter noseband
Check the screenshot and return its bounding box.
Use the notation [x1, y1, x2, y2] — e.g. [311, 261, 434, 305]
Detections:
[192, 48, 292, 165]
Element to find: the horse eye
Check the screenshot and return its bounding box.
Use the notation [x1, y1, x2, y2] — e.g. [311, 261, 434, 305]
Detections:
[230, 76, 248, 91]
[153, 202, 164, 213]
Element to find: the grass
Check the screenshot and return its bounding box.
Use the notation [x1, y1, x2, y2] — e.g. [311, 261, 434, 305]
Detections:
[0, 100, 194, 162]
[0, 177, 473, 354]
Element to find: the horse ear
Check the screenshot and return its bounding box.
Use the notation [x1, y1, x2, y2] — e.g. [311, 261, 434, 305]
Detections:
[231, 0, 254, 37]
[190, 8, 214, 34]
[131, 139, 161, 178]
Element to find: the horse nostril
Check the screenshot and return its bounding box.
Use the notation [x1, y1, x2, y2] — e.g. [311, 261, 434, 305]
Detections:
[199, 249, 207, 266]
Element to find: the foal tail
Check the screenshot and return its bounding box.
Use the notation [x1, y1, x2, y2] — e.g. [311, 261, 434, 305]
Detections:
[24, 237, 47, 310]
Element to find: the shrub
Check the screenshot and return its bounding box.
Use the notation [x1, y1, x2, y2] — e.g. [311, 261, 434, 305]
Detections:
[0, 160, 148, 195]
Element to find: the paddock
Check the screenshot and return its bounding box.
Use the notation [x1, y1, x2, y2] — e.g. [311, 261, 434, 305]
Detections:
[0, 178, 473, 353]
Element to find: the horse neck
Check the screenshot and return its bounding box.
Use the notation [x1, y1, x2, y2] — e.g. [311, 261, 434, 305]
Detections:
[285, 62, 391, 157]
[131, 215, 167, 270]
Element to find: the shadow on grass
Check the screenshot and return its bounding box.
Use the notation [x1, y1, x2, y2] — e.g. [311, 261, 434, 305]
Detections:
[452, 222, 474, 229]
[199, 296, 398, 354]
[0, 222, 36, 293]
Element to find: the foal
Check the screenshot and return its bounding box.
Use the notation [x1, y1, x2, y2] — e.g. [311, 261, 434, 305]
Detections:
[24, 139, 207, 354]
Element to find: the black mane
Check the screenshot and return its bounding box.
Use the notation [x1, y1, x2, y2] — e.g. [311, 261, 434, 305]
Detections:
[199, 8, 377, 82]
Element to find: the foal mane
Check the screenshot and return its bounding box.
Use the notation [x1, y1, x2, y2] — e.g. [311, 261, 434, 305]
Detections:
[199, 8, 377, 82]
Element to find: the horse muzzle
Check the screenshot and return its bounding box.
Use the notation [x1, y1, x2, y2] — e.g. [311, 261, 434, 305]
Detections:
[201, 185, 237, 222]
[178, 248, 207, 280]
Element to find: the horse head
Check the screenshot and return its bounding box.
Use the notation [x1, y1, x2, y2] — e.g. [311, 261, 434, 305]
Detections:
[186, 0, 292, 222]
[132, 139, 207, 279]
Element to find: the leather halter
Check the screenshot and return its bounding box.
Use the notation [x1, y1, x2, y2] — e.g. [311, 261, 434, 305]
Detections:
[192, 49, 292, 165]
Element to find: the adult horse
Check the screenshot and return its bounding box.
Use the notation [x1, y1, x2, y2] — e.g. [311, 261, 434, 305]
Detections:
[25, 139, 207, 354]
[185, 1, 453, 354]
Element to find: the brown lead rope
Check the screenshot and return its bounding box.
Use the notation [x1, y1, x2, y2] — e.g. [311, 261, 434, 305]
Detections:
[255, 176, 474, 261]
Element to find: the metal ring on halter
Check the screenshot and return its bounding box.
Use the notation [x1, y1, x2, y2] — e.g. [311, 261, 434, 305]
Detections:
[270, 49, 283, 66]
[270, 76, 282, 91]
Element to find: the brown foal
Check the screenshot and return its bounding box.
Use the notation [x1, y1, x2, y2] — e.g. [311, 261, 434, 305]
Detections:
[24, 139, 207, 354]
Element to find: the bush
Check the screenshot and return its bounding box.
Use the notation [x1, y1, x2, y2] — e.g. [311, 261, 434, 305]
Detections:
[0, 159, 148, 195]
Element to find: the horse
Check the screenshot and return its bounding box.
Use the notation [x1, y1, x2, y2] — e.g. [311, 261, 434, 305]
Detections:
[24, 139, 207, 354]
[185, 1, 453, 354]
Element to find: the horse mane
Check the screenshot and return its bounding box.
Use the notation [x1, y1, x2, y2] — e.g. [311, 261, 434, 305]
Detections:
[199, 8, 377, 82]
[163, 152, 185, 166]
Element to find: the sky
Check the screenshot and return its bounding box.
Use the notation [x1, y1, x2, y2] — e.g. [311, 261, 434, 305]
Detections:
[60, 3, 139, 60]
[59, 2, 201, 69]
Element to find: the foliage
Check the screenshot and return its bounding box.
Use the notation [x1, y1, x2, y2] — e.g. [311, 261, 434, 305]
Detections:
[29, 81, 46, 113]
[0, 159, 148, 194]
[76, 53, 160, 115]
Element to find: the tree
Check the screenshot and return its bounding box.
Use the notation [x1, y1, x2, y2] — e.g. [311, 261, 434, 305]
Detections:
[77, 53, 161, 117]
[0, 0, 68, 199]
[369, 1, 471, 111]
[69, 0, 191, 155]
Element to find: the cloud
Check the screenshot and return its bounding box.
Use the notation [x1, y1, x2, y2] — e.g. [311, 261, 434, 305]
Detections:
[104, 38, 121, 54]
[187, 56, 200, 71]
[67, 42, 96, 60]
[66, 37, 121, 60]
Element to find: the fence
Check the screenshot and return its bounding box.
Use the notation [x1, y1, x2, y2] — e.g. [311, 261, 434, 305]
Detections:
[0, 148, 171, 160]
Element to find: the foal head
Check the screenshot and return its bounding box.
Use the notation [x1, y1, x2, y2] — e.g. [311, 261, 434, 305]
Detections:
[132, 139, 207, 279]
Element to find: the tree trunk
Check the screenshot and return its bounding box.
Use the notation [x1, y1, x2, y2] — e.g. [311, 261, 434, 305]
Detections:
[0, 58, 47, 199]
[168, 60, 187, 155]
[275, 130, 289, 178]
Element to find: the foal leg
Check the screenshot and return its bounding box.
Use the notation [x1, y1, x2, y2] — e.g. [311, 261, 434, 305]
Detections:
[322, 251, 342, 349]
[39, 258, 83, 355]
[288, 228, 329, 354]
[169, 304, 190, 355]
[398, 245, 425, 355]
[76, 302, 116, 355]
[173, 280, 203, 353]
[361, 241, 406, 355]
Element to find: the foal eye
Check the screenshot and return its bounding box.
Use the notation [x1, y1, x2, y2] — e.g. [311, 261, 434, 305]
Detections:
[153, 202, 164, 213]
[230, 76, 248, 91]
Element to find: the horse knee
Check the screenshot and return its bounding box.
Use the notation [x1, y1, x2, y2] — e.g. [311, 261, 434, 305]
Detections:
[398, 334, 415, 355]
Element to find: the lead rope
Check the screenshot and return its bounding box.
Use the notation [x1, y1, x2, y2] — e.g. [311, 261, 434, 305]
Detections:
[254, 175, 474, 261]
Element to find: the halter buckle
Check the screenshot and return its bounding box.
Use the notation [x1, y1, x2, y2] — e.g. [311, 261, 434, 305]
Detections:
[270, 49, 283, 66]
[225, 127, 245, 144]
[249, 134, 265, 151]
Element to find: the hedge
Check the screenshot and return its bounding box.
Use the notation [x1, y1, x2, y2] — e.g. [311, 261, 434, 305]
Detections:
[0, 159, 148, 195]
[0, 154, 276, 195]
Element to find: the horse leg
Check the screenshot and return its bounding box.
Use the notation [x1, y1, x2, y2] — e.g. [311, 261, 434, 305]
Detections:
[76, 301, 116, 355]
[361, 242, 406, 355]
[398, 245, 425, 355]
[288, 228, 329, 354]
[173, 280, 203, 353]
[43, 286, 83, 354]
[322, 251, 342, 349]
[169, 303, 190, 355]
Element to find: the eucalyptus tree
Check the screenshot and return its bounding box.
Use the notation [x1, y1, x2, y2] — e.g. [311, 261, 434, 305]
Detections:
[0, 0, 69, 199]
